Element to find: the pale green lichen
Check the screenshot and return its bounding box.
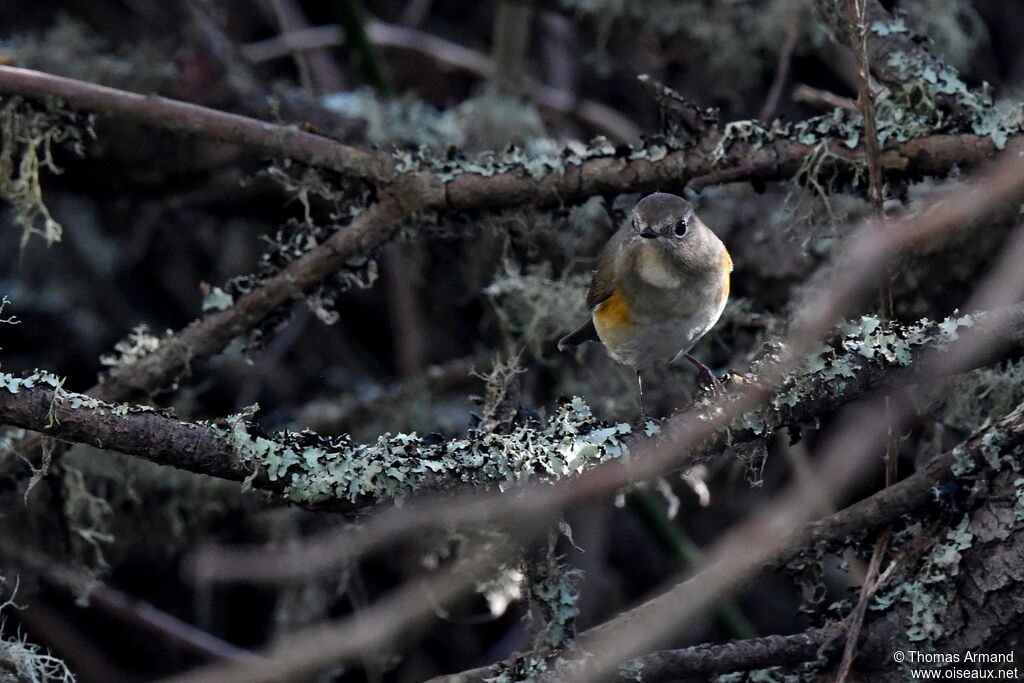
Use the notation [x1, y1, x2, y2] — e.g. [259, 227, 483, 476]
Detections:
[870, 515, 974, 647]
[201, 286, 234, 313]
[934, 359, 1024, 435]
[485, 261, 591, 358]
[0, 579, 76, 683]
[730, 312, 978, 441]
[526, 539, 583, 651]
[0, 369, 64, 395]
[98, 324, 168, 373]
[222, 396, 632, 506]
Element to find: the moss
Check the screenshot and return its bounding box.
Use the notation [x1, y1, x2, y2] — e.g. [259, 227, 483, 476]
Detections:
[485, 261, 591, 359]
[933, 359, 1024, 435]
[0, 96, 91, 247]
[10, 14, 173, 92]
[60, 464, 115, 577]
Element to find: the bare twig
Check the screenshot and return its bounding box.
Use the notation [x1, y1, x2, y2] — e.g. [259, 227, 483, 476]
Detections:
[838, 1, 892, 675]
[792, 83, 858, 112]
[618, 626, 844, 681]
[759, 0, 802, 121]
[161, 546, 512, 683]
[265, 0, 346, 93]
[2, 544, 253, 663]
[490, 1, 533, 94]
[844, 0, 884, 214]
[0, 66, 392, 182]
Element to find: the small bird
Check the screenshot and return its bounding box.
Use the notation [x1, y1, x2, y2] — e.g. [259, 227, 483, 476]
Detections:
[558, 192, 732, 418]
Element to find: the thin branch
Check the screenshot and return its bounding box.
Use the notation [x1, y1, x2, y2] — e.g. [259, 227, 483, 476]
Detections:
[2, 544, 253, 663]
[162, 548, 511, 683]
[792, 83, 858, 112]
[0, 66, 392, 182]
[624, 626, 843, 681]
[839, 2, 891, 676]
[844, 0, 885, 215]
[759, 0, 802, 121]
[265, 0, 346, 93]
[94, 198, 408, 401]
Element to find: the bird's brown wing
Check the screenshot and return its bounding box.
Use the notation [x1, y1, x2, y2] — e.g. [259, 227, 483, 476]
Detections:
[558, 227, 627, 351]
[585, 226, 627, 310]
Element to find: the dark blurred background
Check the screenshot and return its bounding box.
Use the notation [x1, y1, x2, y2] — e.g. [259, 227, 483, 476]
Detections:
[1, 1, 1023, 680]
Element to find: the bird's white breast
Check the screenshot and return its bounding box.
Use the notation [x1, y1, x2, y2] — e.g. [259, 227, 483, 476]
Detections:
[636, 247, 682, 289]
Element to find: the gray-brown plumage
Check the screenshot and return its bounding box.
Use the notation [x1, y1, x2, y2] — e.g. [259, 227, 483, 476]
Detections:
[558, 192, 732, 416]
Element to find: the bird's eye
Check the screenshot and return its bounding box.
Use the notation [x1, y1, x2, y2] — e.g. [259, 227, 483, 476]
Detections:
[674, 218, 689, 237]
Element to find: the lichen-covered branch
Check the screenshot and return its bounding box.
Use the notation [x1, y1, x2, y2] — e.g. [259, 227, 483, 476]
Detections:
[94, 197, 408, 400]
[4, 307, 1023, 515]
[443, 401, 1024, 682]
[0, 373, 633, 513]
[2, 64, 1022, 414]
[622, 626, 843, 681]
[677, 305, 1024, 473]
[814, 0, 983, 110]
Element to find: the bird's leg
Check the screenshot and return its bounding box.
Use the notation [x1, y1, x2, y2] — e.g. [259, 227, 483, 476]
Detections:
[636, 369, 649, 422]
[685, 353, 724, 397]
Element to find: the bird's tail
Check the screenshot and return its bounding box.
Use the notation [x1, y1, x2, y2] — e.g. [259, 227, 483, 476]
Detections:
[557, 319, 599, 351]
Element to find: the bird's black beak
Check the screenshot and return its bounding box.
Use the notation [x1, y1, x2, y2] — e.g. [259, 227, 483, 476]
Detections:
[639, 229, 659, 239]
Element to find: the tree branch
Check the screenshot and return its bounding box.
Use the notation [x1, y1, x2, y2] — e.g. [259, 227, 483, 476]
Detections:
[0, 66, 393, 183]
[2, 306, 1022, 516]
[437, 402, 1024, 682]
[1, 64, 1020, 415]
[618, 626, 843, 681]
[813, 0, 978, 110]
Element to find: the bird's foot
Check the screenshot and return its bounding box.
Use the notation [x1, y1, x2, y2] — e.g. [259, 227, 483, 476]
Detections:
[685, 353, 724, 398]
